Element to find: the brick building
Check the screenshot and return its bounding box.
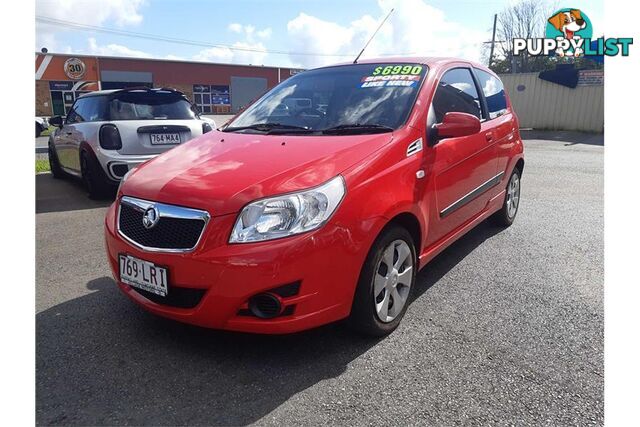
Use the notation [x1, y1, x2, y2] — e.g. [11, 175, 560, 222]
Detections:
[35, 53, 300, 117]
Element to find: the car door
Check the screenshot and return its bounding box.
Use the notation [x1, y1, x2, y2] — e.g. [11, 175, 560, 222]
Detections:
[426, 67, 498, 243]
[60, 98, 91, 173]
[473, 68, 518, 177]
[53, 103, 80, 171]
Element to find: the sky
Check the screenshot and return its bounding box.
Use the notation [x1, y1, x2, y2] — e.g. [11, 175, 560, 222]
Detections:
[35, 0, 604, 69]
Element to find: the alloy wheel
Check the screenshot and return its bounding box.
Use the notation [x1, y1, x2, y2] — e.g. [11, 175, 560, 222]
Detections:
[373, 239, 413, 323]
[506, 173, 520, 219]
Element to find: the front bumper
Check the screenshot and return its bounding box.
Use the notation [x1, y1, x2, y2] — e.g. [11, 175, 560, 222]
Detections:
[104, 201, 365, 334]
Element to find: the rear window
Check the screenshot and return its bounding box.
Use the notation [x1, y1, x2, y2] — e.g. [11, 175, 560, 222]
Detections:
[108, 91, 197, 120]
[474, 69, 508, 119]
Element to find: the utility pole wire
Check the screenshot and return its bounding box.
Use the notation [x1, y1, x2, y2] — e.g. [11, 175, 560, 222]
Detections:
[36, 15, 414, 59]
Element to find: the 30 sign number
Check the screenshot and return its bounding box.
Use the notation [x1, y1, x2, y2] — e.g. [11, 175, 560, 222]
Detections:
[63, 58, 86, 80]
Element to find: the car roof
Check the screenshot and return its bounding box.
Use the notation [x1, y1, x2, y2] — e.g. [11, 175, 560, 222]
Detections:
[316, 56, 497, 76]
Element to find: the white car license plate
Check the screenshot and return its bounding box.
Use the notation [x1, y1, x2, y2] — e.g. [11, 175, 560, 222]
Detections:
[150, 133, 181, 145]
[119, 254, 169, 297]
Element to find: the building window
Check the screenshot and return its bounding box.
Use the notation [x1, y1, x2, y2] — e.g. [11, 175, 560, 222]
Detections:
[48, 81, 97, 116]
[193, 84, 230, 113]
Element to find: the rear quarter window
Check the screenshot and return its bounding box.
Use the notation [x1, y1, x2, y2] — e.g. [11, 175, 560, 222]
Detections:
[474, 69, 508, 119]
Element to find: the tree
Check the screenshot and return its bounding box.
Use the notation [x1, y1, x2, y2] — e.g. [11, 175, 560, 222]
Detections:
[492, 0, 550, 73]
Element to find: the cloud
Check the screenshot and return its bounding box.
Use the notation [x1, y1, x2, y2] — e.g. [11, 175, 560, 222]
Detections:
[227, 23, 272, 42]
[163, 54, 185, 61]
[287, 13, 359, 68]
[193, 46, 235, 63]
[256, 28, 272, 40]
[286, 0, 490, 68]
[193, 41, 267, 65]
[37, 0, 488, 70]
[87, 37, 152, 58]
[36, 0, 146, 51]
[193, 23, 272, 65]
[37, 0, 145, 26]
[228, 23, 243, 34]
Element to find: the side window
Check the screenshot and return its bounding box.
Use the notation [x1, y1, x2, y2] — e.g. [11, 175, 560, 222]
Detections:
[432, 68, 483, 123]
[82, 96, 109, 122]
[474, 69, 508, 119]
[71, 98, 87, 123]
[65, 104, 78, 124]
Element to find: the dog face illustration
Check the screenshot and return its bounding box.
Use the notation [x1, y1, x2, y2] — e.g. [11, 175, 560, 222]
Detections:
[548, 9, 587, 39]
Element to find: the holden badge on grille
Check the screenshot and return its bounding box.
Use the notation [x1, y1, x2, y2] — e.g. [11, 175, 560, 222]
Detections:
[142, 206, 160, 229]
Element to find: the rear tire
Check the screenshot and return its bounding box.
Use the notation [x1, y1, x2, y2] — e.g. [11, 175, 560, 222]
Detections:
[48, 142, 65, 179]
[348, 225, 417, 337]
[80, 150, 113, 199]
[492, 167, 521, 227]
[36, 122, 43, 137]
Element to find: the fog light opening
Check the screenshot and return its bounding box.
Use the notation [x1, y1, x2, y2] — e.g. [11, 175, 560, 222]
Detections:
[248, 293, 283, 319]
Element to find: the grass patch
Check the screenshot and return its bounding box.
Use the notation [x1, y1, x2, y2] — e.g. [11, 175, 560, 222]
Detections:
[36, 159, 50, 173]
[40, 126, 56, 137]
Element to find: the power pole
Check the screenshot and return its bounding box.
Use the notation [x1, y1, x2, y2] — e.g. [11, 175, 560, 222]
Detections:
[488, 13, 498, 68]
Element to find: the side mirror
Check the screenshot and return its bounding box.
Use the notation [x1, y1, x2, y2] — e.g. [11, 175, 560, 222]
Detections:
[49, 116, 63, 127]
[433, 112, 481, 140]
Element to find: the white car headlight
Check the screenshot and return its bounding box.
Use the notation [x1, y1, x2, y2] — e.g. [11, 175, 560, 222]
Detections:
[229, 176, 346, 243]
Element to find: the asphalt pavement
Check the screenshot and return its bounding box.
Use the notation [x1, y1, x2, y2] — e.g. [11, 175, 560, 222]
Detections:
[36, 132, 604, 426]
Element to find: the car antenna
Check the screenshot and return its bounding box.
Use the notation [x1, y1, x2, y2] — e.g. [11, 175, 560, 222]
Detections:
[353, 8, 394, 64]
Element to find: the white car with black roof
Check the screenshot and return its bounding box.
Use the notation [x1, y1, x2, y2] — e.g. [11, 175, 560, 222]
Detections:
[48, 87, 215, 198]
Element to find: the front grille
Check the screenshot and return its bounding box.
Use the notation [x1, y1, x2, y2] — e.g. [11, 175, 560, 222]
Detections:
[118, 197, 209, 251]
[130, 285, 206, 309]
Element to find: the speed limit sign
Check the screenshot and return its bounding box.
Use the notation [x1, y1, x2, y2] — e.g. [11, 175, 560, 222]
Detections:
[63, 58, 86, 80]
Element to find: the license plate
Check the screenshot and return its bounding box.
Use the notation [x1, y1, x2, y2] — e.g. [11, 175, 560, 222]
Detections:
[150, 133, 181, 145]
[119, 254, 169, 297]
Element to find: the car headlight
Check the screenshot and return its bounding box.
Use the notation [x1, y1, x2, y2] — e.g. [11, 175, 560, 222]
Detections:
[229, 175, 346, 243]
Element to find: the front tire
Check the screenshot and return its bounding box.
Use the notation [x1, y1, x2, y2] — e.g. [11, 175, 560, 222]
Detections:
[348, 225, 417, 337]
[492, 167, 521, 227]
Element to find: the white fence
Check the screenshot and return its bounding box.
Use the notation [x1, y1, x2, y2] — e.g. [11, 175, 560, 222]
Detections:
[499, 72, 604, 133]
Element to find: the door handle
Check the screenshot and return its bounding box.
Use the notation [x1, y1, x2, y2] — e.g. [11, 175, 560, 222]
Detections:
[485, 132, 494, 142]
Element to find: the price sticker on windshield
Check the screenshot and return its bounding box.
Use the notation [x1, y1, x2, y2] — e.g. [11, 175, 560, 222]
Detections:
[361, 65, 423, 88]
[371, 65, 423, 76]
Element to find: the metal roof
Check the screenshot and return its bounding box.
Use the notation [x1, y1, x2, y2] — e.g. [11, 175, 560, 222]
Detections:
[35, 51, 295, 71]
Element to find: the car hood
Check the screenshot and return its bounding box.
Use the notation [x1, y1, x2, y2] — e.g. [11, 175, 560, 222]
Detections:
[122, 130, 394, 216]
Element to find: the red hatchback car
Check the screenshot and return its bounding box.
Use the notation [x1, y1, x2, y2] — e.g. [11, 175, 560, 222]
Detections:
[104, 57, 524, 336]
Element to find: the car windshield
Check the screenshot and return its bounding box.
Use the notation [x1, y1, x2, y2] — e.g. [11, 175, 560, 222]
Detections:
[225, 63, 427, 134]
[109, 91, 197, 120]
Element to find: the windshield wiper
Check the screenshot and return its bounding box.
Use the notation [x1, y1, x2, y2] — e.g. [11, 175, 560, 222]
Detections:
[320, 123, 394, 135]
[222, 123, 311, 133]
